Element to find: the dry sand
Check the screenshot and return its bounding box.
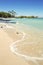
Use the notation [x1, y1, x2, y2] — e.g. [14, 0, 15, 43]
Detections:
[0, 24, 28, 65]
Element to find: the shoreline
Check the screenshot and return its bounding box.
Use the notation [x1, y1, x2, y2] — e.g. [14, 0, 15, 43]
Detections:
[0, 23, 43, 65]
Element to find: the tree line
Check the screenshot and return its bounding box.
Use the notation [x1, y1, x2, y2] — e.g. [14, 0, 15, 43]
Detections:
[15, 16, 38, 18]
[0, 10, 38, 18]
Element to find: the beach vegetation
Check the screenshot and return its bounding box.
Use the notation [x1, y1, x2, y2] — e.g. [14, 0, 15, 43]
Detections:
[0, 12, 12, 18]
[0, 10, 16, 18]
[15, 16, 38, 18]
[0, 11, 38, 18]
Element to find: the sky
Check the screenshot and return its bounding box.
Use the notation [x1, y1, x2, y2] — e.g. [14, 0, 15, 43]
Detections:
[0, 0, 43, 17]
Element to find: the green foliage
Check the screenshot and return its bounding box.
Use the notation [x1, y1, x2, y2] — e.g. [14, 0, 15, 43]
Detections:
[0, 12, 12, 18]
[0, 10, 38, 18]
[16, 16, 38, 18]
[0, 10, 16, 18]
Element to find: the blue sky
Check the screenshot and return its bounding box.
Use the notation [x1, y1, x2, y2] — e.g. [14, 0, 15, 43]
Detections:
[0, 0, 43, 17]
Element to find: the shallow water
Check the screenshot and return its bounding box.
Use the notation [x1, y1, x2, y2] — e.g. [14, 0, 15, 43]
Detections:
[13, 18, 43, 30]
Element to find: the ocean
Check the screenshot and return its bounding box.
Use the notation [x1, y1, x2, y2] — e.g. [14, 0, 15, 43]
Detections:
[0, 18, 43, 31]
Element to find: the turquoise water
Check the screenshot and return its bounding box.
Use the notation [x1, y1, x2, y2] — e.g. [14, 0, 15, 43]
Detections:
[0, 18, 43, 30]
[14, 18, 43, 30]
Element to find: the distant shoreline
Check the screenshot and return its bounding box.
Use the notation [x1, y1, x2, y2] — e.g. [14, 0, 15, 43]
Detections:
[0, 16, 38, 18]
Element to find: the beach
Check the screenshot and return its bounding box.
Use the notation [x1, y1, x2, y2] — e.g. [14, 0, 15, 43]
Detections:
[0, 22, 43, 65]
[0, 23, 28, 65]
[0, 0, 43, 64]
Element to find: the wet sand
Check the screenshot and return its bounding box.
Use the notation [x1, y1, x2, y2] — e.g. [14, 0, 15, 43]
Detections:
[16, 30, 43, 65]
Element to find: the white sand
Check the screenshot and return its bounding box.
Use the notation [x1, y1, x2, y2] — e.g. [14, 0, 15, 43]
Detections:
[0, 24, 28, 65]
[0, 23, 43, 65]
